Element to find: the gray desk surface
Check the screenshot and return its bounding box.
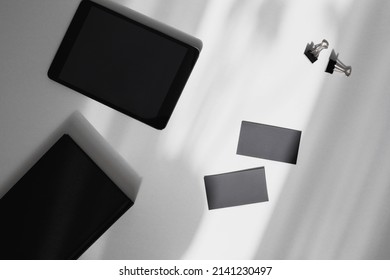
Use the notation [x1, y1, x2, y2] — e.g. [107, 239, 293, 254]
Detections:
[1, 0, 390, 259]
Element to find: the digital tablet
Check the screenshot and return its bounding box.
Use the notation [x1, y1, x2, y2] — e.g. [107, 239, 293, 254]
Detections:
[0, 134, 133, 259]
[48, 0, 202, 129]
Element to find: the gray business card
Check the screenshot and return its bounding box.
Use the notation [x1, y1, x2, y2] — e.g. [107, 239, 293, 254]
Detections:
[204, 167, 268, 210]
[237, 121, 301, 164]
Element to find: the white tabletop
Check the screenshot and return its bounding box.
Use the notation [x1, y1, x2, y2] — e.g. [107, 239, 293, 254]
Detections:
[1, 0, 390, 259]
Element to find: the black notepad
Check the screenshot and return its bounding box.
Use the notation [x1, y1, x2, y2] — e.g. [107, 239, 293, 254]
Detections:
[0, 135, 133, 260]
[48, 0, 201, 129]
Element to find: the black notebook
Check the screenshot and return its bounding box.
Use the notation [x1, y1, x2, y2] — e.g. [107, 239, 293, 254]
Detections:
[0, 134, 133, 259]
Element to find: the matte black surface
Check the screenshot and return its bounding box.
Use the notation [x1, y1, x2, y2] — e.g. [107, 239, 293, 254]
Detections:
[325, 59, 337, 74]
[48, 0, 200, 129]
[204, 167, 268, 210]
[304, 43, 317, 63]
[325, 49, 338, 74]
[237, 121, 302, 164]
[0, 135, 133, 260]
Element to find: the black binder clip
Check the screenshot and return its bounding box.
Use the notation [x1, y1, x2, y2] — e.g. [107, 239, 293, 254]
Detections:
[304, 39, 329, 63]
[325, 49, 352, 77]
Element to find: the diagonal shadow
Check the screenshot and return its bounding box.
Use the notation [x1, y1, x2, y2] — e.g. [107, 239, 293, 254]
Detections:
[255, 0, 390, 259]
[78, 0, 208, 259]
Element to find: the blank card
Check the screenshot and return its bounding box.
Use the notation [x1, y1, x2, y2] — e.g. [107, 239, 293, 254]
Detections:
[237, 121, 302, 164]
[204, 167, 268, 210]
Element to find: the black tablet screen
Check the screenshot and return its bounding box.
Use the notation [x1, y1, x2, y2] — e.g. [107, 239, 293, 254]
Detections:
[59, 6, 186, 118]
[0, 135, 133, 259]
[49, 1, 200, 128]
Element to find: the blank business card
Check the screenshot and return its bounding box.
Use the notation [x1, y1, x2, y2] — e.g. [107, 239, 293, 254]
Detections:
[204, 167, 268, 210]
[237, 121, 302, 164]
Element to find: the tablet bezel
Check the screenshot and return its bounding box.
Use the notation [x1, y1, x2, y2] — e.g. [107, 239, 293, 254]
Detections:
[48, 0, 200, 129]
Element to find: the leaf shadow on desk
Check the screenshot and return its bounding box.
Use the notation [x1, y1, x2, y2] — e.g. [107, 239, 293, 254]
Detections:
[254, 0, 390, 259]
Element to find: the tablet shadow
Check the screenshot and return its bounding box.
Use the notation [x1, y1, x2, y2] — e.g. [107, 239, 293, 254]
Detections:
[79, 117, 206, 259]
[94, 163, 204, 259]
[0, 112, 142, 202]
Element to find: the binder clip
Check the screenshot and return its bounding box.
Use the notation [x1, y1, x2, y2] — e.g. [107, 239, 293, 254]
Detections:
[325, 49, 352, 77]
[304, 39, 329, 63]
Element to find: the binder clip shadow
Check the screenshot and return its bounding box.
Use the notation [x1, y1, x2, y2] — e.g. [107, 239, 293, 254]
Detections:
[304, 39, 329, 63]
[325, 49, 352, 77]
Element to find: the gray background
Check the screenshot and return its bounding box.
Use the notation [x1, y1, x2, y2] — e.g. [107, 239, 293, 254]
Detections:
[1, 0, 390, 259]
